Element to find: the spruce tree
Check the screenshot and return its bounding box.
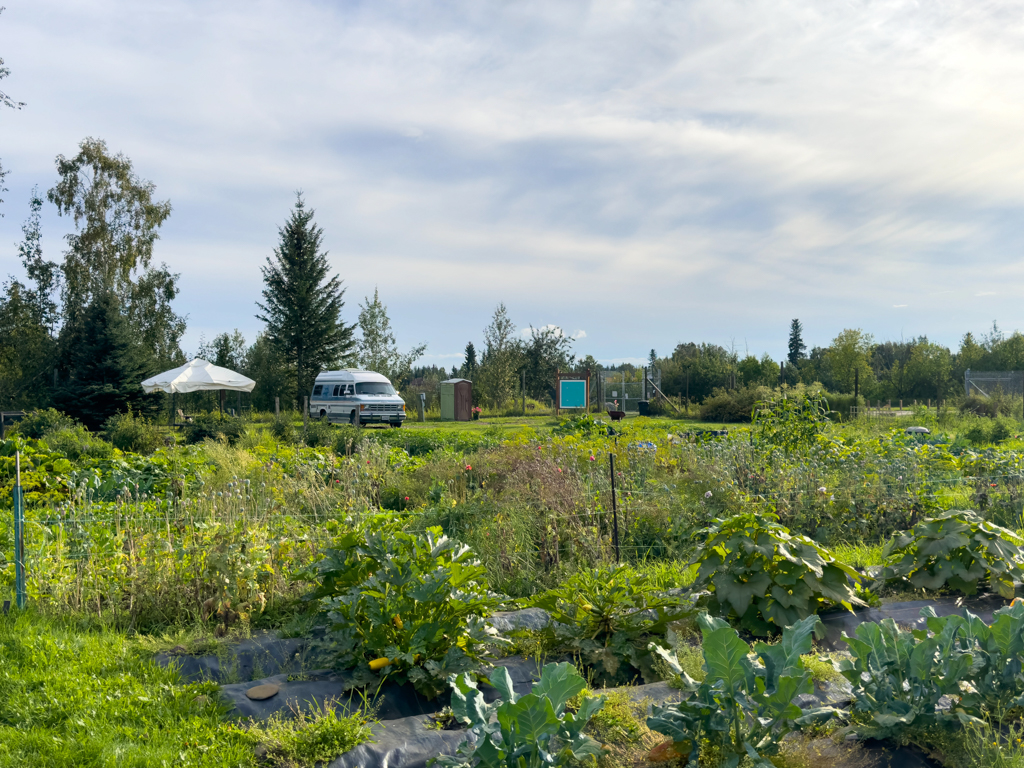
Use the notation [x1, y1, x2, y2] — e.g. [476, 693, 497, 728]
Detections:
[788, 319, 807, 366]
[462, 342, 477, 379]
[257, 195, 356, 400]
[52, 292, 160, 429]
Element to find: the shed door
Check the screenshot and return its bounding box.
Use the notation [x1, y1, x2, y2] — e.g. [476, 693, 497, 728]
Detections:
[454, 382, 472, 421]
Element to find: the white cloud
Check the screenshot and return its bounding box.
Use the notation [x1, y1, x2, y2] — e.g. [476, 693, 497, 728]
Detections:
[893, 304, 908, 308]
[2, 0, 1024, 361]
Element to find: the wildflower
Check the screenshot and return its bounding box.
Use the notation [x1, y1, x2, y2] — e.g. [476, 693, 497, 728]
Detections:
[704, 491, 712, 498]
[404, 496, 410, 501]
[465, 464, 472, 470]
[589, 455, 596, 461]
[829, 495, 835, 502]
[817, 486, 826, 493]
[557, 468, 562, 473]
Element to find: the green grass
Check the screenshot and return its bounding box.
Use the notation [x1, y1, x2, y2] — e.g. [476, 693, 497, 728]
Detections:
[0, 610, 372, 768]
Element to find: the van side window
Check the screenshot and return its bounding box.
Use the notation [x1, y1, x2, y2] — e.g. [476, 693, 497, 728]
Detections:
[345, 385, 355, 395]
[313, 385, 322, 396]
[332, 385, 340, 397]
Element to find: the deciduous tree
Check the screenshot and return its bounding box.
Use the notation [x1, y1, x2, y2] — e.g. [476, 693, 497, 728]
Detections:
[356, 287, 426, 381]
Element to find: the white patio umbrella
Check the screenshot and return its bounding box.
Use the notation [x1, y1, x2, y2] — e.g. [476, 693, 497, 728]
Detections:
[142, 359, 255, 422]
[141, 358, 255, 394]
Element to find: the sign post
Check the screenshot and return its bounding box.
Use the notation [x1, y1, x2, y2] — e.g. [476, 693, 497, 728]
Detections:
[555, 369, 591, 417]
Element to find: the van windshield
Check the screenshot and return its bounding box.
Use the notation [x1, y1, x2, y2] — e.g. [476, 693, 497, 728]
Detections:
[356, 382, 395, 395]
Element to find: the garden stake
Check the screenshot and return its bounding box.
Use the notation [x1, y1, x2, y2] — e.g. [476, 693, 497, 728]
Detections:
[14, 450, 26, 609]
[610, 453, 620, 563]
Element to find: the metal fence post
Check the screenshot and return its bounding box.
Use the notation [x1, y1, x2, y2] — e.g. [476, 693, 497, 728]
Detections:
[610, 453, 620, 563]
[13, 450, 25, 609]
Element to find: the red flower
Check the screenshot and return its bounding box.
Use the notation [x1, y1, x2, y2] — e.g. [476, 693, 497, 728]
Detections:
[465, 464, 472, 470]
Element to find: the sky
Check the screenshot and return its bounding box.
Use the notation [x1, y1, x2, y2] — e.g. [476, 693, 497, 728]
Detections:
[1, 0, 1023, 368]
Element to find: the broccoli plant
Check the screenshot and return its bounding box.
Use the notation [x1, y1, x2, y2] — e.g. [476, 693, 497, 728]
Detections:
[529, 564, 693, 685]
[432, 662, 606, 768]
[307, 517, 506, 698]
[690, 512, 863, 635]
[875, 509, 1024, 598]
[647, 613, 838, 767]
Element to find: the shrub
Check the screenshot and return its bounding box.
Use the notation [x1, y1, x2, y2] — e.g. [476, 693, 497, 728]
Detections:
[434, 662, 606, 768]
[183, 415, 245, 445]
[530, 563, 693, 685]
[960, 393, 1013, 418]
[699, 386, 768, 423]
[304, 418, 334, 448]
[552, 413, 605, 436]
[41, 426, 115, 460]
[690, 512, 863, 635]
[647, 613, 838, 767]
[12, 408, 79, 439]
[269, 414, 296, 444]
[103, 410, 163, 454]
[307, 518, 505, 698]
[874, 509, 1024, 598]
[964, 419, 991, 445]
[991, 417, 1016, 443]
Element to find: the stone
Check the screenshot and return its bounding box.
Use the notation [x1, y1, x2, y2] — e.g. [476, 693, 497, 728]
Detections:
[245, 683, 280, 701]
[905, 426, 931, 434]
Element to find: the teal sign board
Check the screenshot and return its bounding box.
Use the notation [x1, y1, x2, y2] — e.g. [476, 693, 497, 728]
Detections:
[559, 380, 587, 408]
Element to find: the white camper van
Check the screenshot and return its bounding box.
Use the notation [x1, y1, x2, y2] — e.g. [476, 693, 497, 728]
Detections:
[309, 370, 406, 427]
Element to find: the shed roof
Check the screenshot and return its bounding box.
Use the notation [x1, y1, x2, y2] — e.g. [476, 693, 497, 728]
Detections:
[441, 378, 472, 384]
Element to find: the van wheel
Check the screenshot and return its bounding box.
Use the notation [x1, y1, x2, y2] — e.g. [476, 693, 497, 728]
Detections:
[319, 410, 327, 420]
[390, 423, 402, 429]
[349, 410, 357, 425]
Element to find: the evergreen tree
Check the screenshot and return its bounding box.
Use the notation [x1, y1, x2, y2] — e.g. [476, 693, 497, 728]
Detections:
[461, 341, 478, 379]
[257, 194, 356, 399]
[477, 303, 522, 409]
[0, 280, 54, 410]
[788, 319, 806, 365]
[356, 287, 426, 381]
[244, 333, 293, 412]
[52, 292, 160, 429]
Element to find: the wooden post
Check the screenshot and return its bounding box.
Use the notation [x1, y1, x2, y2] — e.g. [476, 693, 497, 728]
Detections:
[555, 368, 560, 417]
[275, 397, 280, 417]
[522, 369, 526, 416]
[303, 396, 309, 438]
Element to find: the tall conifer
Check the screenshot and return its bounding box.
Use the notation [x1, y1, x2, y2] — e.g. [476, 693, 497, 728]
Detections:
[256, 195, 355, 400]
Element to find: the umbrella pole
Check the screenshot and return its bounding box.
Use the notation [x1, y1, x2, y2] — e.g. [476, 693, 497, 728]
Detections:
[171, 391, 176, 427]
[219, 389, 225, 419]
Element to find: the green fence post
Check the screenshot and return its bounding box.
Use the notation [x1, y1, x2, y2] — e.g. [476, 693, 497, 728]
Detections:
[13, 450, 25, 609]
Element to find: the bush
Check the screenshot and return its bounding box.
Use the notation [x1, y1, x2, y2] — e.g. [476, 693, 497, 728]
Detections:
[12, 408, 79, 439]
[991, 417, 1016, 443]
[304, 418, 334, 448]
[333, 425, 362, 456]
[964, 419, 991, 445]
[307, 518, 505, 698]
[529, 563, 693, 685]
[41, 425, 114, 460]
[960, 393, 1014, 418]
[690, 512, 863, 635]
[875, 509, 1024, 598]
[182, 415, 245, 445]
[103, 410, 163, 454]
[269, 414, 296, 444]
[699, 386, 768, 423]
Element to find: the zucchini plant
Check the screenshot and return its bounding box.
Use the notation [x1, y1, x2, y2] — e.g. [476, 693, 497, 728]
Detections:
[433, 662, 606, 768]
[647, 613, 838, 767]
[529, 564, 693, 685]
[307, 517, 505, 698]
[874, 509, 1024, 598]
[690, 512, 863, 635]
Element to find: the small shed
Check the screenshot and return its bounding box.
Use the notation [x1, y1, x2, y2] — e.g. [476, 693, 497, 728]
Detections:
[439, 379, 473, 421]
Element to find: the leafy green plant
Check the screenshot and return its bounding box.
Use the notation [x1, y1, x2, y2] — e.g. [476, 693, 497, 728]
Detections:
[103, 409, 163, 454]
[552, 413, 605, 436]
[690, 512, 863, 635]
[530, 564, 693, 685]
[308, 518, 506, 698]
[183, 414, 245, 445]
[874, 509, 1024, 598]
[433, 662, 606, 768]
[752, 392, 831, 454]
[304, 418, 334, 448]
[253, 699, 375, 766]
[11, 408, 80, 438]
[836, 613, 985, 738]
[647, 613, 838, 768]
[270, 414, 296, 444]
